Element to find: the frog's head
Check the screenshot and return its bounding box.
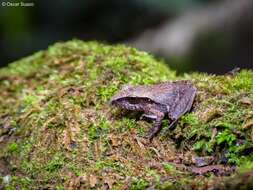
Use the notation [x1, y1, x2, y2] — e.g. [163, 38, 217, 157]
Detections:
[109, 84, 134, 105]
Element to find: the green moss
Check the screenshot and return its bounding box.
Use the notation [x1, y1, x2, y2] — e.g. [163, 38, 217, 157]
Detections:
[22, 94, 40, 108]
[98, 85, 118, 102]
[226, 70, 253, 92]
[157, 181, 174, 190]
[163, 163, 175, 172]
[45, 153, 66, 172]
[88, 118, 111, 140]
[0, 40, 253, 189]
[7, 143, 19, 153]
[131, 179, 149, 190]
[0, 51, 45, 77]
[116, 118, 137, 131]
[5, 176, 32, 190]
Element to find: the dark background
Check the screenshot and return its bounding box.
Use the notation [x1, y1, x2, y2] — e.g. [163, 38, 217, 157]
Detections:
[0, 0, 253, 73]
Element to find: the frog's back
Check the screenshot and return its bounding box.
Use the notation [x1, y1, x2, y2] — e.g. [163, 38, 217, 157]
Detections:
[144, 81, 196, 106]
[111, 81, 196, 107]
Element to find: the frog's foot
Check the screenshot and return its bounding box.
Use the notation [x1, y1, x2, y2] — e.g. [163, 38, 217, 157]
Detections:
[145, 115, 164, 141]
[146, 124, 162, 141]
[161, 119, 178, 136]
[143, 107, 165, 141]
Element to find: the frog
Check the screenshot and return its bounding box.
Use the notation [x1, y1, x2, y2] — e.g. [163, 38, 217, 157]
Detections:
[110, 80, 197, 140]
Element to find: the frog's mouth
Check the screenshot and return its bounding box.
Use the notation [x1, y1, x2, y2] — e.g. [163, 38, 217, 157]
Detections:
[111, 97, 152, 111]
[111, 98, 140, 110]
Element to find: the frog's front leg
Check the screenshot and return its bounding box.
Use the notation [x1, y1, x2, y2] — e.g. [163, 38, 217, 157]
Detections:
[145, 109, 165, 140]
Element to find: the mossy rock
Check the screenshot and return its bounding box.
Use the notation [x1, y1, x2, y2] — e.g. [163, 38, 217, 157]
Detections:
[0, 40, 253, 189]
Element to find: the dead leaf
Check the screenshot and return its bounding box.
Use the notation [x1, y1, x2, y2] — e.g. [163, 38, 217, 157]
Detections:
[64, 173, 87, 190]
[94, 140, 102, 159]
[0, 135, 7, 143]
[148, 162, 163, 170]
[135, 137, 146, 149]
[200, 107, 223, 123]
[42, 116, 57, 128]
[191, 165, 235, 176]
[192, 156, 214, 167]
[251, 129, 253, 143]
[102, 183, 110, 190]
[211, 128, 217, 141]
[242, 119, 253, 129]
[104, 176, 116, 189]
[146, 185, 155, 190]
[108, 134, 121, 147]
[239, 97, 253, 105]
[62, 129, 72, 150]
[61, 121, 80, 150]
[89, 174, 98, 188]
[246, 111, 253, 120]
[82, 134, 89, 153]
[149, 147, 161, 157]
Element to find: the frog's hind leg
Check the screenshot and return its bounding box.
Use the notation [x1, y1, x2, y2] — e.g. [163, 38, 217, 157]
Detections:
[163, 114, 180, 136]
[146, 111, 165, 141]
[167, 119, 178, 130]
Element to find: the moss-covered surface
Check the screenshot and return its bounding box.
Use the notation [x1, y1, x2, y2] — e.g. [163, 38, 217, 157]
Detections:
[0, 40, 253, 189]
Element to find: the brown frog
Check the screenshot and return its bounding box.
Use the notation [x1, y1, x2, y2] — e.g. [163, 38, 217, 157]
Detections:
[110, 80, 197, 140]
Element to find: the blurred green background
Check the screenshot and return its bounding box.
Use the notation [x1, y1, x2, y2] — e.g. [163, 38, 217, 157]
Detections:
[0, 0, 252, 73]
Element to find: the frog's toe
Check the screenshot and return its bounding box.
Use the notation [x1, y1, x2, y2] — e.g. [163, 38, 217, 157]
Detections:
[145, 125, 162, 141]
[145, 132, 155, 142]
